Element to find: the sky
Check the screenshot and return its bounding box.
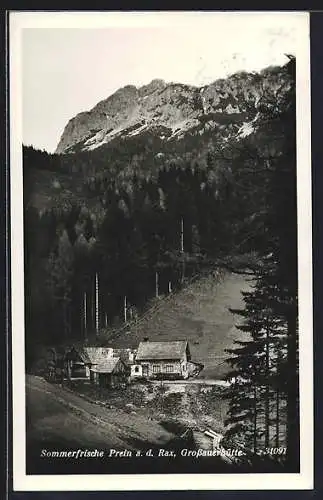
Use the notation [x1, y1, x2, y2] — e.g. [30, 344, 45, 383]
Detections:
[17, 12, 308, 153]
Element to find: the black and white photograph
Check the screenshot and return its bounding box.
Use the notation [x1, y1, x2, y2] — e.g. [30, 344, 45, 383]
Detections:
[9, 11, 313, 491]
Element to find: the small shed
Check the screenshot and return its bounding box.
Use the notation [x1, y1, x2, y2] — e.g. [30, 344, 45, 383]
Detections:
[111, 348, 139, 379]
[64, 346, 91, 378]
[64, 346, 114, 379]
[90, 357, 128, 388]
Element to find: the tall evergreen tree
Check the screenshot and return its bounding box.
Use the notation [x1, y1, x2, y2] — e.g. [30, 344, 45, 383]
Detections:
[223, 56, 298, 469]
[224, 277, 283, 455]
[46, 229, 74, 342]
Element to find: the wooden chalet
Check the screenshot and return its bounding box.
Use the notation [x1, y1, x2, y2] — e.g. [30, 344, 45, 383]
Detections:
[135, 340, 192, 379]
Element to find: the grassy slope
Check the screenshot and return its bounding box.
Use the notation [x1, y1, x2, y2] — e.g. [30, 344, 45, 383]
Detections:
[107, 271, 252, 379]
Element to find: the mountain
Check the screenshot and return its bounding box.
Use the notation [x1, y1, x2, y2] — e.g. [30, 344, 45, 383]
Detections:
[55, 64, 292, 154]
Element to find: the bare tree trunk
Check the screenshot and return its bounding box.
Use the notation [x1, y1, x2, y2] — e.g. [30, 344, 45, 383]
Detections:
[180, 218, 185, 284]
[124, 296, 127, 323]
[84, 292, 87, 341]
[155, 271, 159, 298]
[180, 218, 184, 253]
[286, 311, 299, 470]
[275, 388, 280, 448]
[67, 359, 71, 381]
[92, 288, 94, 331]
[95, 273, 99, 335]
[264, 324, 270, 448]
[253, 385, 257, 455]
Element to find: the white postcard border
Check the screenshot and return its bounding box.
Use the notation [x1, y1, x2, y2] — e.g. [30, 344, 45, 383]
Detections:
[9, 11, 313, 491]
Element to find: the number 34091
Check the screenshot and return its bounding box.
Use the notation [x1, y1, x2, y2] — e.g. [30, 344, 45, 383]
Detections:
[265, 447, 287, 455]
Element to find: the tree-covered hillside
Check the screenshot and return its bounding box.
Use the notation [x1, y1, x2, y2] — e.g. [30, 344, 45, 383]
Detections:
[23, 59, 296, 359]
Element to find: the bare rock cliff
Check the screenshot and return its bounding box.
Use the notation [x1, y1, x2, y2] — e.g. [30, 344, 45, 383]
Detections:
[56, 65, 292, 154]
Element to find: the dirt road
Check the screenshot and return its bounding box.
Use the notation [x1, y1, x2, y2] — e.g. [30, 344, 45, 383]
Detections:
[26, 375, 238, 474]
[26, 375, 175, 451]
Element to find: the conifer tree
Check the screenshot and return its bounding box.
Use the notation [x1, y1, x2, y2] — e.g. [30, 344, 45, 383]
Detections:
[224, 277, 282, 455]
[223, 56, 297, 469]
[46, 229, 74, 341]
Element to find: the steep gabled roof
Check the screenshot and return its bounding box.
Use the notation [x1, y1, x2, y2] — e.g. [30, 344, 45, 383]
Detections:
[112, 348, 137, 365]
[83, 347, 112, 365]
[136, 340, 188, 361]
[64, 346, 91, 364]
[90, 357, 122, 374]
[75, 348, 92, 364]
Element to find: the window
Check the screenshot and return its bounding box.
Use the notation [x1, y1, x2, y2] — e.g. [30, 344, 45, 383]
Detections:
[153, 365, 161, 373]
[134, 366, 140, 373]
[165, 365, 174, 373]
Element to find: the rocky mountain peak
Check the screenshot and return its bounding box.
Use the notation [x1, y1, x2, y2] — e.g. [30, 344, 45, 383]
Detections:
[139, 79, 166, 96]
[55, 63, 292, 154]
